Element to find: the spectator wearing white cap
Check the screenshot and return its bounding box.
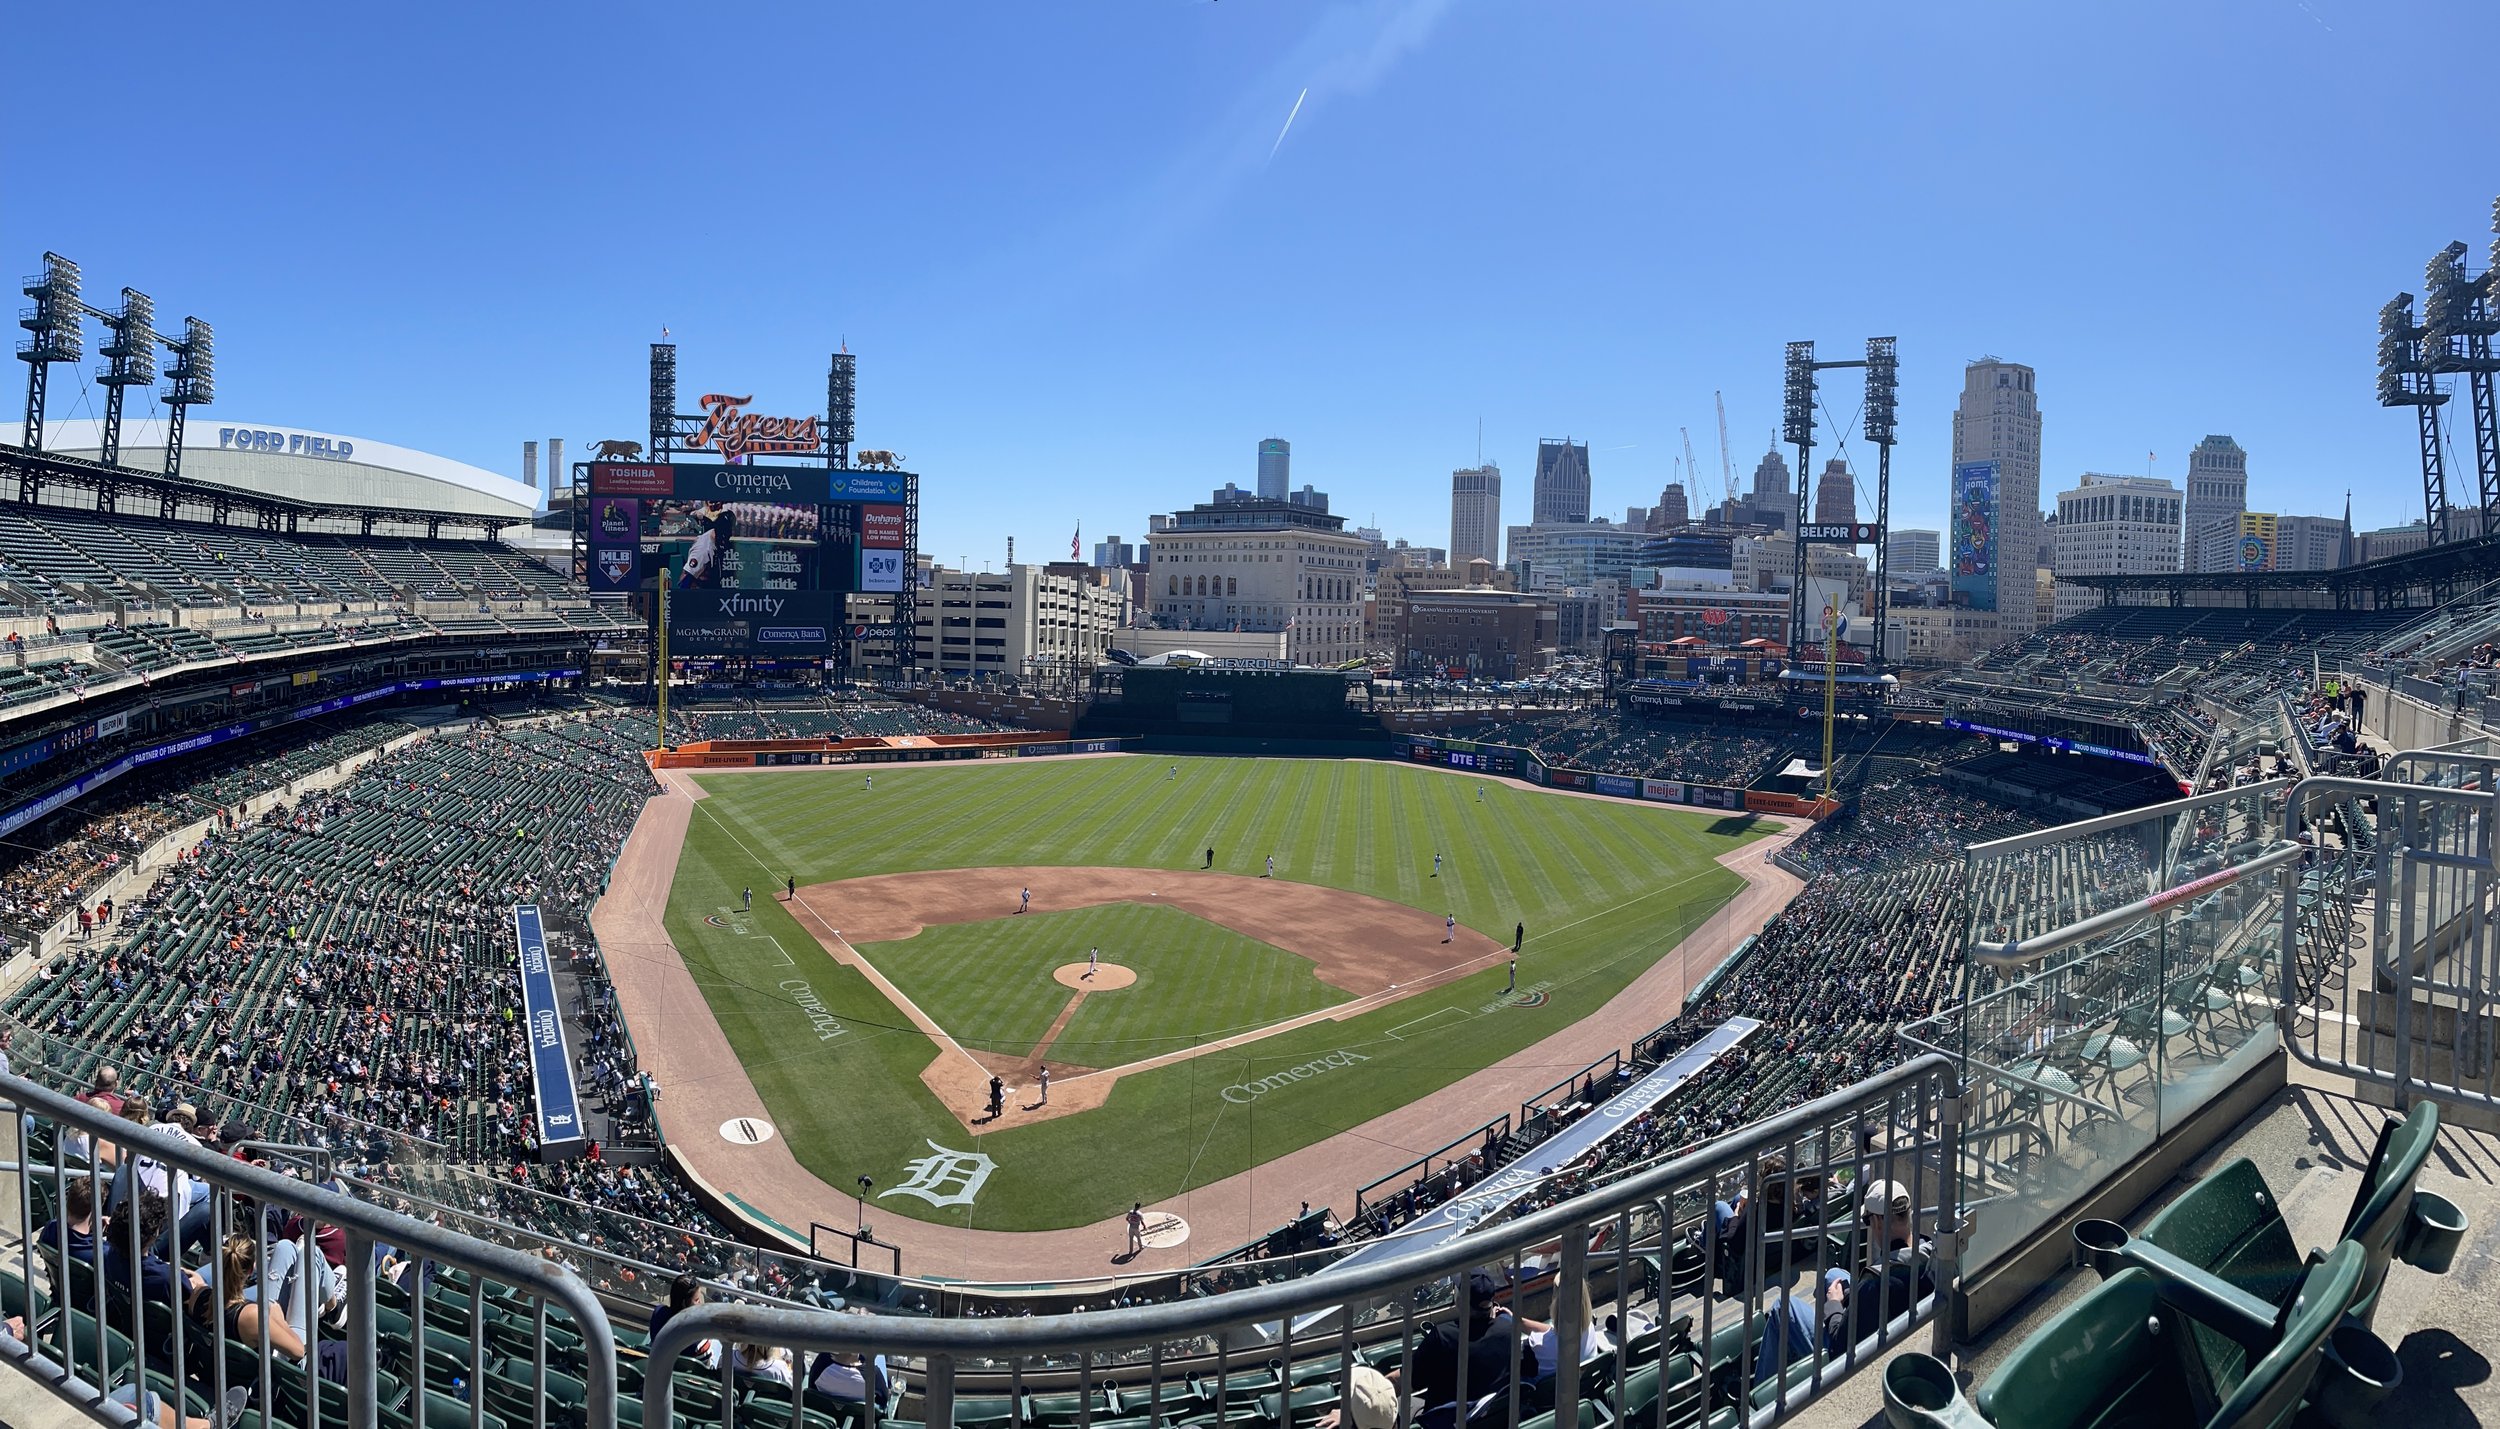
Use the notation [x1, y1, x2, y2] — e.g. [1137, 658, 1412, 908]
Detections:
[1814, 1178, 1933, 1356]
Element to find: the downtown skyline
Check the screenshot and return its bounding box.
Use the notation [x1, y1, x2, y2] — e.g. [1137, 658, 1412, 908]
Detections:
[2, 1, 2490, 567]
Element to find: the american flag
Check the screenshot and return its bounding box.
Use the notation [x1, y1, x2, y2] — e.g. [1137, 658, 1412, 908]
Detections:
[1071, 524, 1081, 559]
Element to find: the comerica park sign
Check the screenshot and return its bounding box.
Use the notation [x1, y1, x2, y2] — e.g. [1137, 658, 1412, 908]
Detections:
[1799, 522, 1884, 544]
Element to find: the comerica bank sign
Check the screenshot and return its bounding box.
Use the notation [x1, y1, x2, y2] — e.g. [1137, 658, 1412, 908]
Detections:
[218, 426, 355, 460]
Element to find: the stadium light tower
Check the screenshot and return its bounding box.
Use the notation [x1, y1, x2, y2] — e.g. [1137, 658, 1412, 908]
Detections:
[94, 287, 158, 467]
[160, 316, 216, 480]
[2424, 240, 2500, 534]
[648, 343, 678, 463]
[16, 252, 83, 453]
[1863, 337, 1899, 670]
[1782, 341, 1817, 650]
[2378, 293, 2452, 543]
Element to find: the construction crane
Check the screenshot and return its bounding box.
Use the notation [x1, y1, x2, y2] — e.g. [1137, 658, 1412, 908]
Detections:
[1680, 428, 1703, 515]
[1714, 392, 1739, 507]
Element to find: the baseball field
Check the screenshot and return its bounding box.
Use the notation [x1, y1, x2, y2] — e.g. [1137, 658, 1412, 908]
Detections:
[661, 756, 1762, 1233]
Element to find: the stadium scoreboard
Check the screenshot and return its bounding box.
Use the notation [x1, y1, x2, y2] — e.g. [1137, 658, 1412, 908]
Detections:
[585, 461, 909, 657]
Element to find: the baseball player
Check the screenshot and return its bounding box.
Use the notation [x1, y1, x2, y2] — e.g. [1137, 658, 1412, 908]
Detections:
[1433, 852, 1443, 877]
[741, 887, 752, 912]
[865, 773, 873, 791]
[1085, 947, 1099, 980]
[1443, 914, 1456, 944]
[1037, 1065, 1051, 1106]
[1126, 1203, 1147, 1257]
[1264, 855, 1275, 879]
[1019, 887, 1031, 914]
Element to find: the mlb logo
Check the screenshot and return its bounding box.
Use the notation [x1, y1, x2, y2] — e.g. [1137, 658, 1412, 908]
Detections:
[595, 548, 637, 585]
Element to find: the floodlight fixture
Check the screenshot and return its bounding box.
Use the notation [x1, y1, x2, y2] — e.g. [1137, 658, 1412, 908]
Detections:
[99, 288, 157, 386]
[1862, 336, 1898, 446]
[168, 318, 214, 406]
[18, 251, 84, 365]
[1781, 341, 1816, 447]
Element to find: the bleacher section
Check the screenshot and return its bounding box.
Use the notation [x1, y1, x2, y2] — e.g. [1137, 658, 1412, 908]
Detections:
[1468, 709, 1795, 787]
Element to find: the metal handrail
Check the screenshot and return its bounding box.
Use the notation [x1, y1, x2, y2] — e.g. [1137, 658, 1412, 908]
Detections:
[647, 1053, 1964, 1429]
[0, 1068, 620, 1429]
[1973, 841, 2307, 968]
[1963, 778, 2290, 860]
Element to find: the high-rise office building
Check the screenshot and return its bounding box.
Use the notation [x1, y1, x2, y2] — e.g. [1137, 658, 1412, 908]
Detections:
[1886, 528, 1941, 575]
[1450, 464, 1502, 566]
[1655, 482, 1689, 529]
[1091, 534, 1137, 569]
[1532, 439, 1592, 524]
[2182, 435, 2248, 572]
[2050, 473, 2180, 621]
[1257, 438, 1290, 501]
[1813, 459, 1857, 526]
[1948, 358, 2045, 646]
[1748, 449, 1792, 508]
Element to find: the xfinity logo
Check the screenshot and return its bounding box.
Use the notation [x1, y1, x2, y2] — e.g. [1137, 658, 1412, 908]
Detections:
[218, 427, 354, 460]
[714, 593, 787, 617]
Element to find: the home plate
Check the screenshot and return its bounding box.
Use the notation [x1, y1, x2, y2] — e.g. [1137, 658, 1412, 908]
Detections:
[720, 1117, 777, 1146]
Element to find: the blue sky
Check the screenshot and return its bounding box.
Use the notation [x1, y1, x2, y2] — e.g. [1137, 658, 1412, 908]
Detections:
[3, 0, 2493, 561]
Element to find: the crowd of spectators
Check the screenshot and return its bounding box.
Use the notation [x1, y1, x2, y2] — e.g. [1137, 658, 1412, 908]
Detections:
[1468, 710, 1789, 787]
[0, 720, 416, 945]
[0, 707, 780, 1281]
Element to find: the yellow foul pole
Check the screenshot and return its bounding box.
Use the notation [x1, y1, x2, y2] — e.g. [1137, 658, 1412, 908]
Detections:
[1821, 597, 1840, 805]
[655, 578, 670, 752]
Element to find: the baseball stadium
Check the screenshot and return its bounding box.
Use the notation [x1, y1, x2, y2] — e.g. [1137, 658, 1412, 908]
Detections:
[0, 215, 2498, 1429]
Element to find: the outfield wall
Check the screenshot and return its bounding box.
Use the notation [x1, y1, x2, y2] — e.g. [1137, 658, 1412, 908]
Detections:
[648, 731, 1096, 768]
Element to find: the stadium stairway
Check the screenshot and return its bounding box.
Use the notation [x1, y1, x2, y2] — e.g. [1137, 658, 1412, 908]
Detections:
[1781, 1066, 2500, 1429]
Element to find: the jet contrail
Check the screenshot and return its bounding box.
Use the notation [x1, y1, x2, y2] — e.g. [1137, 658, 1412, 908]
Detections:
[1268, 87, 1309, 163]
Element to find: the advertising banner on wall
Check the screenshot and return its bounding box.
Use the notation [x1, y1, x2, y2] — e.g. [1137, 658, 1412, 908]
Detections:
[589, 462, 910, 505]
[666, 589, 843, 655]
[1641, 779, 1685, 802]
[512, 904, 587, 1158]
[1593, 773, 1640, 798]
[1951, 461, 2000, 613]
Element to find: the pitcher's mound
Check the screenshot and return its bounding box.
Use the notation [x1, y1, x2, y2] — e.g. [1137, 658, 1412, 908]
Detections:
[1054, 961, 1137, 990]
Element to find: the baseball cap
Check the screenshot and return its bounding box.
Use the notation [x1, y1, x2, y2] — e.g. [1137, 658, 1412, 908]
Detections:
[1343, 1366, 1399, 1429]
[1859, 1180, 1913, 1219]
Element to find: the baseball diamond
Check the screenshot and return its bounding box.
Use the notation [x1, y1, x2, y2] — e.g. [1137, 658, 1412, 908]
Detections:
[600, 752, 1783, 1262]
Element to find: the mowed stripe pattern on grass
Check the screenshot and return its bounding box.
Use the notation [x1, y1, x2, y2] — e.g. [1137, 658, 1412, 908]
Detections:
[664, 756, 1760, 1231]
[860, 902, 1346, 1063]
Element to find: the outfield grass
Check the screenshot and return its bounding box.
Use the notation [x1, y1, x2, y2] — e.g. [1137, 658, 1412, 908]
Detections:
[663, 756, 1761, 1232]
[859, 902, 1347, 1064]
